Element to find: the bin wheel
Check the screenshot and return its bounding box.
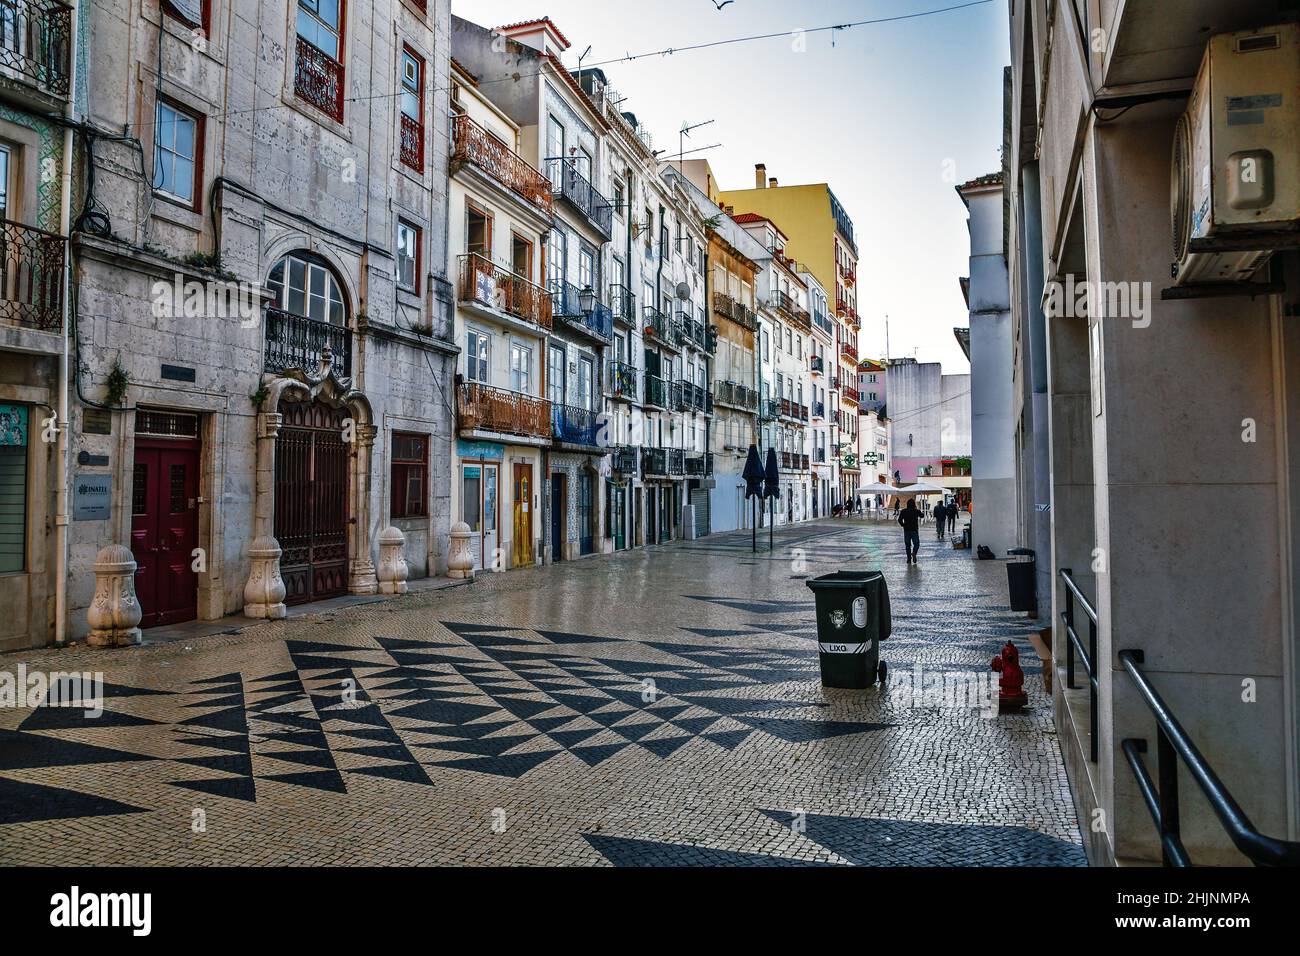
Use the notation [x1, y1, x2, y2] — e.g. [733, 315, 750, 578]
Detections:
[877, 661, 888, 686]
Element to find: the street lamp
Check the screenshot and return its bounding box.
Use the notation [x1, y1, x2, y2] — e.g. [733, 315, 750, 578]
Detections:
[579, 286, 596, 316]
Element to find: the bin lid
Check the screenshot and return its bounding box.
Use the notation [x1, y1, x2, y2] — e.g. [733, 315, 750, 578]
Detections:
[806, 570, 885, 590]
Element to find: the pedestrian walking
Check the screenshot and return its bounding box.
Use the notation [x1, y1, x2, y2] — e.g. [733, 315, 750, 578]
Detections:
[899, 497, 921, 564]
[935, 500, 947, 539]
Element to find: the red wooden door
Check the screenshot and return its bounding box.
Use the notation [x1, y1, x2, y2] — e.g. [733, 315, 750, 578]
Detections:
[131, 440, 200, 627]
[275, 400, 350, 605]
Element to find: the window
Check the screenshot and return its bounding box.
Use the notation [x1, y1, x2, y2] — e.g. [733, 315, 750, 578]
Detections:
[613, 180, 625, 216]
[546, 115, 565, 183]
[510, 343, 532, 394]
[391, 432, 428, 519]
[153, 99, 201, 206]
[547, 344, 566, 404]
[466, 203, 492, 258]
[511, 234, 533, 281]
[465, 328, 489, 382]
[0, 146, 9, 220]
[295, 0, 345, 122]
[578, 355, 594, 411]
[547, 229, 567, 290]
[163, 0, 210, 33]
[297, 0, 342, 58]
[268, 254, 345, 324]
[0, 404, 28, 573]
[399, 47, 425, 172]
[397, 220, 420, 292]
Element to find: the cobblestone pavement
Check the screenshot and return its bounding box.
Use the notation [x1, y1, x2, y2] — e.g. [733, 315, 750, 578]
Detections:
[0, 519, 1085, 866]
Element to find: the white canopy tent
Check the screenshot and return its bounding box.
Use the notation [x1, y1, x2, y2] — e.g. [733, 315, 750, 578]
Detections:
[896, 482, 947, 496]
[855, 482, 898, 496]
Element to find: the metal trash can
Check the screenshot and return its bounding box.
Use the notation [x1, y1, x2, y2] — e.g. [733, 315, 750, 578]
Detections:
[1007, 548, 1037, 613]
[805, 570, 891, 688]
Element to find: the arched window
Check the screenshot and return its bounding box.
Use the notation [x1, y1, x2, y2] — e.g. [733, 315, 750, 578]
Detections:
[267, 253, 346, 326]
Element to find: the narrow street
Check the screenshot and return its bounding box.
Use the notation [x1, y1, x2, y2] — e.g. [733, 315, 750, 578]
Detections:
[1, 519, 1082, 866]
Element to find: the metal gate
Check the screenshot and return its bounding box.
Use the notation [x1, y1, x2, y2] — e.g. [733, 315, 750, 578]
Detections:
[275, 399, 349, 605]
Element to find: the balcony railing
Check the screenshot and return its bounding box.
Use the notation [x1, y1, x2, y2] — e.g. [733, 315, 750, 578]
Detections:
[841, 342, 859, 363]
[813, 312, 834, 336]
[812, 400, 825, 419]
[759, 397, 780, 421]
[791, 305, 812, 331]
[549, 280, 612, 341]
[400, 113, 424, 172]
[458, 253, 552, 330]
[714, 380, 758, 412]
[0, 218, 65, 330]
[645, 375, 669, 409]
[843, 386, 861, 405]
[643, 306, 678, 349]
[770, 289, 793, 317]
[451, 114, 553, 215]
[458, 382, 551, 440]
[264, 308, 352, 378]
[814, 448, 827, 464]
[544, 158, 613, 238]
[810, 355, 824, 375]
[552, 403, 601, 447]
[0, 0, 71, 98]
[712, 290, 757, 331]
[612, 445, 639, 475]
[677, 313, 707, 352]
[608, 361, 638, 402]
[607, 283, 635, 323]
[676, 381, 707, 413]
[685, 452, 714, 477]
[643, 447, 685, 478]
[294, 36, 344, 123]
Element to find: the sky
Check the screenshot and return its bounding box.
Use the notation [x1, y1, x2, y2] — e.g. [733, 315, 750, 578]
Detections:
[449, 0, 1011, 372]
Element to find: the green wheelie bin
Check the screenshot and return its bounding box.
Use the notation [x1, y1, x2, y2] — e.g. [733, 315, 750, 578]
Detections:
[805, 570, 892, 688]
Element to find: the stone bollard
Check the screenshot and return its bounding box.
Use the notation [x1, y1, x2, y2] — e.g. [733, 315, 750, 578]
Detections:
[448, 521, 475, 580]
[377, 526, 410, 595]
[86, 545, 143, 648]
[244, 535, 288, 619]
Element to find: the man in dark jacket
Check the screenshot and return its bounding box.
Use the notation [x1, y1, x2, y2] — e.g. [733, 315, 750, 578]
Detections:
[898, 498, 922, 564]
[934, 501, 947, 539]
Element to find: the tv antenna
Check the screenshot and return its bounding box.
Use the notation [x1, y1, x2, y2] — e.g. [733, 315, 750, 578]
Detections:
[679, 118, 715, 176]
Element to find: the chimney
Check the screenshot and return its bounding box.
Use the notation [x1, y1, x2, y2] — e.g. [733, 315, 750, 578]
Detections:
[769, 177, 778, 189]
[755, 163, 766, 188]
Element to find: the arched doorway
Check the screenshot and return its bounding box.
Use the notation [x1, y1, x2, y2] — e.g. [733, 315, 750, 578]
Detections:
[275, 397, 350, 604]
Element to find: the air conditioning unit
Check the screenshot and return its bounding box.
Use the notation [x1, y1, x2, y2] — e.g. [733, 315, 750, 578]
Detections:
[1170, 24, 1300, 285]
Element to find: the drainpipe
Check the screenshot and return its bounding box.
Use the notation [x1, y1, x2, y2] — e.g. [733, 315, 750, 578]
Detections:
[54, 0, 81, 646]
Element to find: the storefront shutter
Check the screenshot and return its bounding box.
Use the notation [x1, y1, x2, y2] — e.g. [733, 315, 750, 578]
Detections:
[0, 405, 29, 573]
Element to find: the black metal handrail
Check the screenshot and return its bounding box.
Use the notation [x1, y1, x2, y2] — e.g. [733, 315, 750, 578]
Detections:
[1118, 649, 1300, 867]
[1060, 567, 1098, 762]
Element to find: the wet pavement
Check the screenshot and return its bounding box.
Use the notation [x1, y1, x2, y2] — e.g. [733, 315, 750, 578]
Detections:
[0, 518, 1085, 866]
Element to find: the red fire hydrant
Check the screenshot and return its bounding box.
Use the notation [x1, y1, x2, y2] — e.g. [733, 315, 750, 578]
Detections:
[990, 641, 1028, 712]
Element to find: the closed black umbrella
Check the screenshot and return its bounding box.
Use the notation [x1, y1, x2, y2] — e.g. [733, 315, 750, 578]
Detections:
[743, 444, 764, 552]
[763, 448, 780, 550]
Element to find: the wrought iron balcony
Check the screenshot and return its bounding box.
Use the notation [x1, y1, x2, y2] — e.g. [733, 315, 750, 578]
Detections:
[814, 448, 827, 464]
[843, 386, 861, 405]
[0, 218, 65, 331]
[790, 305, 812, 332]
[451, 114, 553, 216]
[551, 403, 601, 448]
[612, 445, 639, 475]
[264, 308, 352, 378]
[713, 289, 758, 332]
[607, 283, 635, 323]
[549, 279, 612, 342]
[684, 452, 714, 477]
[400, 112, 424, 172]
[458, 382, 551, 440]
[0, 0, 71, 99]
[677, 313, 707, 352]
[770, 289, 794, 317]
[607, 361, 638, 402]
[642, 446, 684, 478]
[810, 355, 824, 374]
[544, 158, 613, 238]
[645, 374, 669, 409]
[759, 397, 781, 421]
[714, 380, 758, 412]
[676, 380, 707, 413]
[841, 342, 859, 363]
[642, 306, 678, 349]
[294, 36, 344, 122]
[458, 254, 552, 330]
[812, 400, 825, 419]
